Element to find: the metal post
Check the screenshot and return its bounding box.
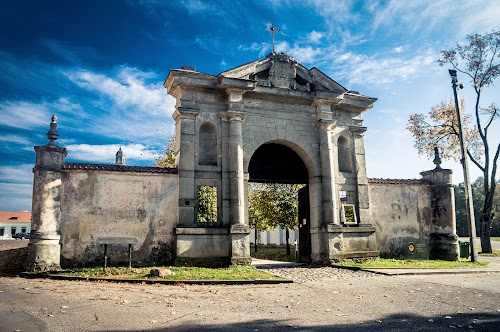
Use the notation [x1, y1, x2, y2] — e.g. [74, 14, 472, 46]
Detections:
[449, 69, 479, 262]
[128, 244, 132, 268]
[103, 244, 108, 271]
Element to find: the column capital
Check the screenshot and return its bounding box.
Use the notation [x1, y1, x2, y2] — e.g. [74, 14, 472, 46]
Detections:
[173, 108, 199, 122]
[315, 120, 336, 131]
[223, 111, 246, 122]
[349, 126, 367, 137]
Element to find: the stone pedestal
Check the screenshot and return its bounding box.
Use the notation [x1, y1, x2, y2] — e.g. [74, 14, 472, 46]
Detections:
[26, 144, 67, 272]
[229, 223, 251, 265]
[421, 169, 459, 261]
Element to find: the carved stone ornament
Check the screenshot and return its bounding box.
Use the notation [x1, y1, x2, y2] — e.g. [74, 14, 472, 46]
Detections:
[257, 52, 310, 91]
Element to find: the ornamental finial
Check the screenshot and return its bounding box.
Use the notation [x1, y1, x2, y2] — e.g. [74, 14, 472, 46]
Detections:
[433, 147, 442, 170]
[46, 114, 59, 146]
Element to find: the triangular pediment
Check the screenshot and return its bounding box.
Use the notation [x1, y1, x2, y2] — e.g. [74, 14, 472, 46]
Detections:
[219, 52, 347, 93]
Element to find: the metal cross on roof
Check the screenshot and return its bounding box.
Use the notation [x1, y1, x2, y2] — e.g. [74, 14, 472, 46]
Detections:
[265, 23, 280, 53]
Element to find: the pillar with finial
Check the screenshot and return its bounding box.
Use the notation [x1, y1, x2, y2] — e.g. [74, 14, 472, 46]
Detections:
[26, 115, 67, 272]
[420, 147, 459, 261]
[115, 146, 125, 166]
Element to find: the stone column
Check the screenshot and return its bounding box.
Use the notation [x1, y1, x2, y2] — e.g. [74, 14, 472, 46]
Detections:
[227, 111, 246, 226]
[26, 115, 67, 272]
[219, 113, 231, 227]
[316, 120, 339, 226]
[225, 88, 251, 265]
[174, 107, 199, 227]
[421, 165, 459, 261]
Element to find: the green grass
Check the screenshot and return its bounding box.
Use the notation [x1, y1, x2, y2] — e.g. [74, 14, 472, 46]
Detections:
[54, 265, 281, 280]
[491, 237, 500, 242]
[334, 258, 489, 269]
[479, 249, 500, 257]
[250, 246, 299, 262]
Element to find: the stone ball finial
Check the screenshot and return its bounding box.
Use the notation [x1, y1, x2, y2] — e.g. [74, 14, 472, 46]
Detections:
[433, 146, 442, 170]
[46, 114, 59, 146]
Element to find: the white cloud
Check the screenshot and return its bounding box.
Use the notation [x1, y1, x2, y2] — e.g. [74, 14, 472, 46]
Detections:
[393, 46, 405, 54]
[275, 42, 323, 64]
[66, 143, 156, 164]
[0, 134, 33, 146]
[307, 30, 324, 44]
[332, 49, 437, 86]
[0, 183, 33, 211]
[0, 97, 81, 130]
[64, 65, 176, 142]
[0, 164, 34, 184]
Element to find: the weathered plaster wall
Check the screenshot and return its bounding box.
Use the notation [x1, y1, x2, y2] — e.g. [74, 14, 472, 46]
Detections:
[59, 170, 178, 267]
[369, 181, 432, 258]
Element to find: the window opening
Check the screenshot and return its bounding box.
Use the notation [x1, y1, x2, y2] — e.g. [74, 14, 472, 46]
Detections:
[197, 186, 218, 223]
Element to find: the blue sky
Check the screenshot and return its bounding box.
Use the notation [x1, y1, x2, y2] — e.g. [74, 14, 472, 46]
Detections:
[1, 0, 499, 211]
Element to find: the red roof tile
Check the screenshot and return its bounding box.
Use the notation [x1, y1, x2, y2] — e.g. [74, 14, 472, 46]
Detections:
[62, 163, 178, 174]
[368, 178, 430, 185]
[0, 211, 32, 223]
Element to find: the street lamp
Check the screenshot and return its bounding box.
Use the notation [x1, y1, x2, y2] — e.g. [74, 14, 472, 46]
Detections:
[449, 69, 479, 262]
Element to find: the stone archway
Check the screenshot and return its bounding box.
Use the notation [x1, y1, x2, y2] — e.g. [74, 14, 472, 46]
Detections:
[247, 142, 312, 262]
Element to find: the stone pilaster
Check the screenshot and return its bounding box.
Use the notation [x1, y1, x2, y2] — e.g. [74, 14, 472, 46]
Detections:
[316, 120, 339, 225]
[349, 126, 372, 226]
[174, 107, 199, 227]
[420, 168, 459, 261]
[26, 115, 67, 272]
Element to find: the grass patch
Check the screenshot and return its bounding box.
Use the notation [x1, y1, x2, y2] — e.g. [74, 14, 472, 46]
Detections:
[490, 237, 500, 242]
[479, 249, 500, 257]
[54, 265, 281, 280]
[0, 247, 28, 274]
[334, 258, 490, 269]
[250, 246, 299, 262]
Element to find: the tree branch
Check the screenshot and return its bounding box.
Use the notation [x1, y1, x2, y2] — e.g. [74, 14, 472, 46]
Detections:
[467, 148, 485, 172]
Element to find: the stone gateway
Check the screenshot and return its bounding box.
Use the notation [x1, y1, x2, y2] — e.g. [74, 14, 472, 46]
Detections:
[26, 53, 459, 271]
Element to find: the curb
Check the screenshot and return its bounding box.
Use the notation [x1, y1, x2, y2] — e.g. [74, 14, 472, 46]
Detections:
[18, 272, 293, 285]
[331, 264, 500, 276]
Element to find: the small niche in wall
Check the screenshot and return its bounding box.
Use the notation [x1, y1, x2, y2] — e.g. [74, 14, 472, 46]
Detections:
[337, 136, 352, 173]
[199, 123, 217, 165]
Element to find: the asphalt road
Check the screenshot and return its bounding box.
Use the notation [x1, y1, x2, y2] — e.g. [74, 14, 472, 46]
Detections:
[1, 267, 499, 332]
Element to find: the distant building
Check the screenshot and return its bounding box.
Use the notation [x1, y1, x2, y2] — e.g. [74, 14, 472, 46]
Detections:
[0, 211, 31, 239]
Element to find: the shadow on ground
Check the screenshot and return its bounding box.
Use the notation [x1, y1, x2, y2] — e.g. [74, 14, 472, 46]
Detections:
[96, 312, 500, 332]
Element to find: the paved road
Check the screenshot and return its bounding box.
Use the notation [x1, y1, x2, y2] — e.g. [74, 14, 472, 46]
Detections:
[1, 265, 499, 332]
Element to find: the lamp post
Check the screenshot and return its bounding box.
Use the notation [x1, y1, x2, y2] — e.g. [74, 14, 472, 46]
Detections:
[449, 69, 479, 262]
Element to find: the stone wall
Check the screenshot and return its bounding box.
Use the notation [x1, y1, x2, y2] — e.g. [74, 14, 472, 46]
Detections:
[59, 169, 178, 267]
[368, 179, 432, 258]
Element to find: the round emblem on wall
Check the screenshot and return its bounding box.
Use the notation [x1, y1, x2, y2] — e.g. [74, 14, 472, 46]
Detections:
[407, 242, 416, 254]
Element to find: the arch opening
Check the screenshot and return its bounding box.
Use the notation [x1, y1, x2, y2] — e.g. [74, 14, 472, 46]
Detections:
[248, 143, 308, 184]
[247, 143, 311, 263]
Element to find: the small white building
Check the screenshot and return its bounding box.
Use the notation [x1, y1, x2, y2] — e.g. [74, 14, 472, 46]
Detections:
[0, 211, 31, 239]
[250, 228, 299, 246]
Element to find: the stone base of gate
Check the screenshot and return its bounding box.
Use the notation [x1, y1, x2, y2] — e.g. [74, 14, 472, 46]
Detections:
[326, 224, 379, 262]
[25, 232, 62, 272]
[175, 226, 252, 267]
[429, 233, 459, 261]
[229, 224, 252, 265]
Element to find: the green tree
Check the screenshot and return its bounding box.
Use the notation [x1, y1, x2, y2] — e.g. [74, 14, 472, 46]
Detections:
[155, 134, 176, 168]
[407, 31, 500, 253]
[248, 183, 303, 255]
[455, 179, 500, 239]
[197, 185, 217, 223]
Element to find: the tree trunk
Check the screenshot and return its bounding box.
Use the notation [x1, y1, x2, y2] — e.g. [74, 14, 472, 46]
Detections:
[285, 229, 290, 255]
[254, 230, 258, 253]
[480, 211, 493, 253]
